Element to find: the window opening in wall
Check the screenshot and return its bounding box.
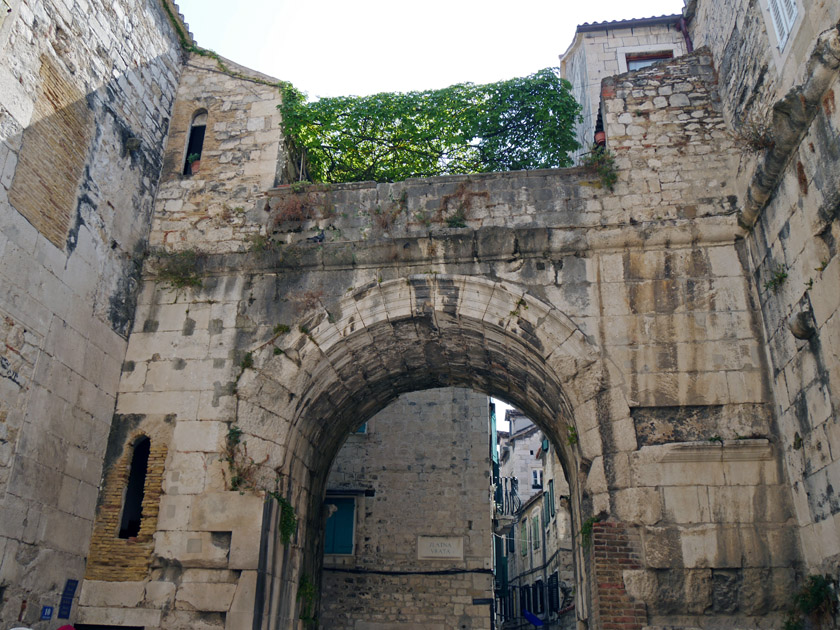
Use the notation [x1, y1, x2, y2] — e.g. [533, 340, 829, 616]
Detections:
[549, 572, 560, 612]
[118, 436, 150, 539]
[324, 496, 355, 554]
[626, 50, 674, 71]
[767, 0, 797, 50]
[532, 515, 540, 549]
[183, 111, 207, 175]
[548, 479, 556, 517]
[534, 579, 545, 614]
[543, 493, 550, 527]
[532, 468, 543, 489]
[354, 422, 368, 434]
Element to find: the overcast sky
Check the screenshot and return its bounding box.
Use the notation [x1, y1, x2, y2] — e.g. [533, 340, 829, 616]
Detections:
[174, 0, 685, 99]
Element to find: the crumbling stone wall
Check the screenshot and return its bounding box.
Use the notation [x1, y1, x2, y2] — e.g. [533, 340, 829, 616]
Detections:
[321, 388, 493, 630]
[559, 16, 686, 162]
[49, 38, 816, 630]
[0, 0, 182, 626]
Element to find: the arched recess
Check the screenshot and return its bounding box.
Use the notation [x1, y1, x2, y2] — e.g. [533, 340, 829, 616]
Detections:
[182, 109, 207, 174]
[234, 274, 633, 629]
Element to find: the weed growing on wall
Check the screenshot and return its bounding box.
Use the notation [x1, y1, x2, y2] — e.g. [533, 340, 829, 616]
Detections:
[154, 249, 203, 289]
[223, 424, 260, 491]
[582, 145, 618, 191]
[298, 573, 318, 625]
[783, 575, 836, 630]
[579, 515, 601, 549]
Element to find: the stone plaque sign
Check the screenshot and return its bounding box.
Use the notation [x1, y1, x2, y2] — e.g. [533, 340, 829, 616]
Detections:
[417, 536, 464, 560]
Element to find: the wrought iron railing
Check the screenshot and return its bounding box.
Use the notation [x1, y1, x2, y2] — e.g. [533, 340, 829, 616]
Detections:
[495, 476, 521, 516]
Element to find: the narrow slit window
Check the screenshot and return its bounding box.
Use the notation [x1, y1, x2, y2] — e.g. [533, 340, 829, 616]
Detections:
[183, 111, 207, 175]
[119, 436, 150, 539]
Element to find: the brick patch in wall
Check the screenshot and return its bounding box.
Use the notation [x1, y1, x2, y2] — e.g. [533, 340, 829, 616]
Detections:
[85, 432, 167, 581]
[8, 53, 93, 249]
[590, 521, 647, 630]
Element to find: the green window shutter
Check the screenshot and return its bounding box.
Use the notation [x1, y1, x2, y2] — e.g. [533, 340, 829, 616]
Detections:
[543, 494, 549, 527]
[532, 515, 540, 549]
[548, 480, 556, 517]
[521, 520, 528, 556]
[324, 497, 355, 554]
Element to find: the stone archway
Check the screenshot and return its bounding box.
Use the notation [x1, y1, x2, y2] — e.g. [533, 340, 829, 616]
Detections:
[234, 274, 631, 628]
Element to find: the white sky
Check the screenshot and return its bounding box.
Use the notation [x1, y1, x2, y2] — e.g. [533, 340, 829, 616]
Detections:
[174, 0, 685, 99]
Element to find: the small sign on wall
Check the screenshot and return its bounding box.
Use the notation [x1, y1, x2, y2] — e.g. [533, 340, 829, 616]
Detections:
[57, 579, 78, 619]
[417, 536, 464, 560]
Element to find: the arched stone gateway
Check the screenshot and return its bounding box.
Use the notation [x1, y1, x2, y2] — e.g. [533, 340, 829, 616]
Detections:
[238, 274, 617, 626]
[73, 46, 807, 630]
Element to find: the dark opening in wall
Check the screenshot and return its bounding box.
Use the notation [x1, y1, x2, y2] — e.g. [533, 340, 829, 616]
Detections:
[118, 436, 150, 539]
[626, 50, 674, 71]
[184, 110, 207, 175]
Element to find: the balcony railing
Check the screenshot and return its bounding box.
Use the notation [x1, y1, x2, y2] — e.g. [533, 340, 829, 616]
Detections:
[495, 476, 521, 516]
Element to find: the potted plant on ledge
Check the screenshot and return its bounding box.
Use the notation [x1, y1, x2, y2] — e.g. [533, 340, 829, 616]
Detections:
[187, 153, 201, 175]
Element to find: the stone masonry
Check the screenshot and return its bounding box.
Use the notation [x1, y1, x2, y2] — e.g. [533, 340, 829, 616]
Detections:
[72, 45, 800, 629]
[559, 15, 687, 162]
[0, 0, 838, 628]
[0, 0, 182, 626]
[321, 388, 493, 630]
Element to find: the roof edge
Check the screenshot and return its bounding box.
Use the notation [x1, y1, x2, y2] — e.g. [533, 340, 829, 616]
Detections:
[576, 13, 681, 33]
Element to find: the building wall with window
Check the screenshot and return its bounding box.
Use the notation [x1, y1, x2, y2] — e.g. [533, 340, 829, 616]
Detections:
[498, 427, 574, 630]
[320, 387, 495, 630]
[498, 410, 546, 506]
[687, 0, 839, 128]
[558, 15, 687, 163]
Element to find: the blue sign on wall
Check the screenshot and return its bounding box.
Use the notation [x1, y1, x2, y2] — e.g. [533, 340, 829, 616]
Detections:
[40, 605, 54, 620]
[57, 578, 78, 619]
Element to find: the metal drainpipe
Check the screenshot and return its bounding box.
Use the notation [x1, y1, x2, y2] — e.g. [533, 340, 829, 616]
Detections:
[541, 510, 549, 627]
[678, 15, 694, 53]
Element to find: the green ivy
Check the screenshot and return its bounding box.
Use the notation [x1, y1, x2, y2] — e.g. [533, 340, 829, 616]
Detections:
[579, 515, 601, 549]
[266, 490, 298, 545]
[155, 249, 203, 289]
[783, 575, 836, 630]
[297, 572, 318, 625]
[280, 68, 581, 183]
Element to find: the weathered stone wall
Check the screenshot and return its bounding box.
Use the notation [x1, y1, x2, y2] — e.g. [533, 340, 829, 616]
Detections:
[691, 0, 840, 584]
[743, 63, 840, 574]
[0, 0, 182, 626]
[688, 0, 839, 126]
[321, 388, 493, 630]
[75, 46, 288, 630]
